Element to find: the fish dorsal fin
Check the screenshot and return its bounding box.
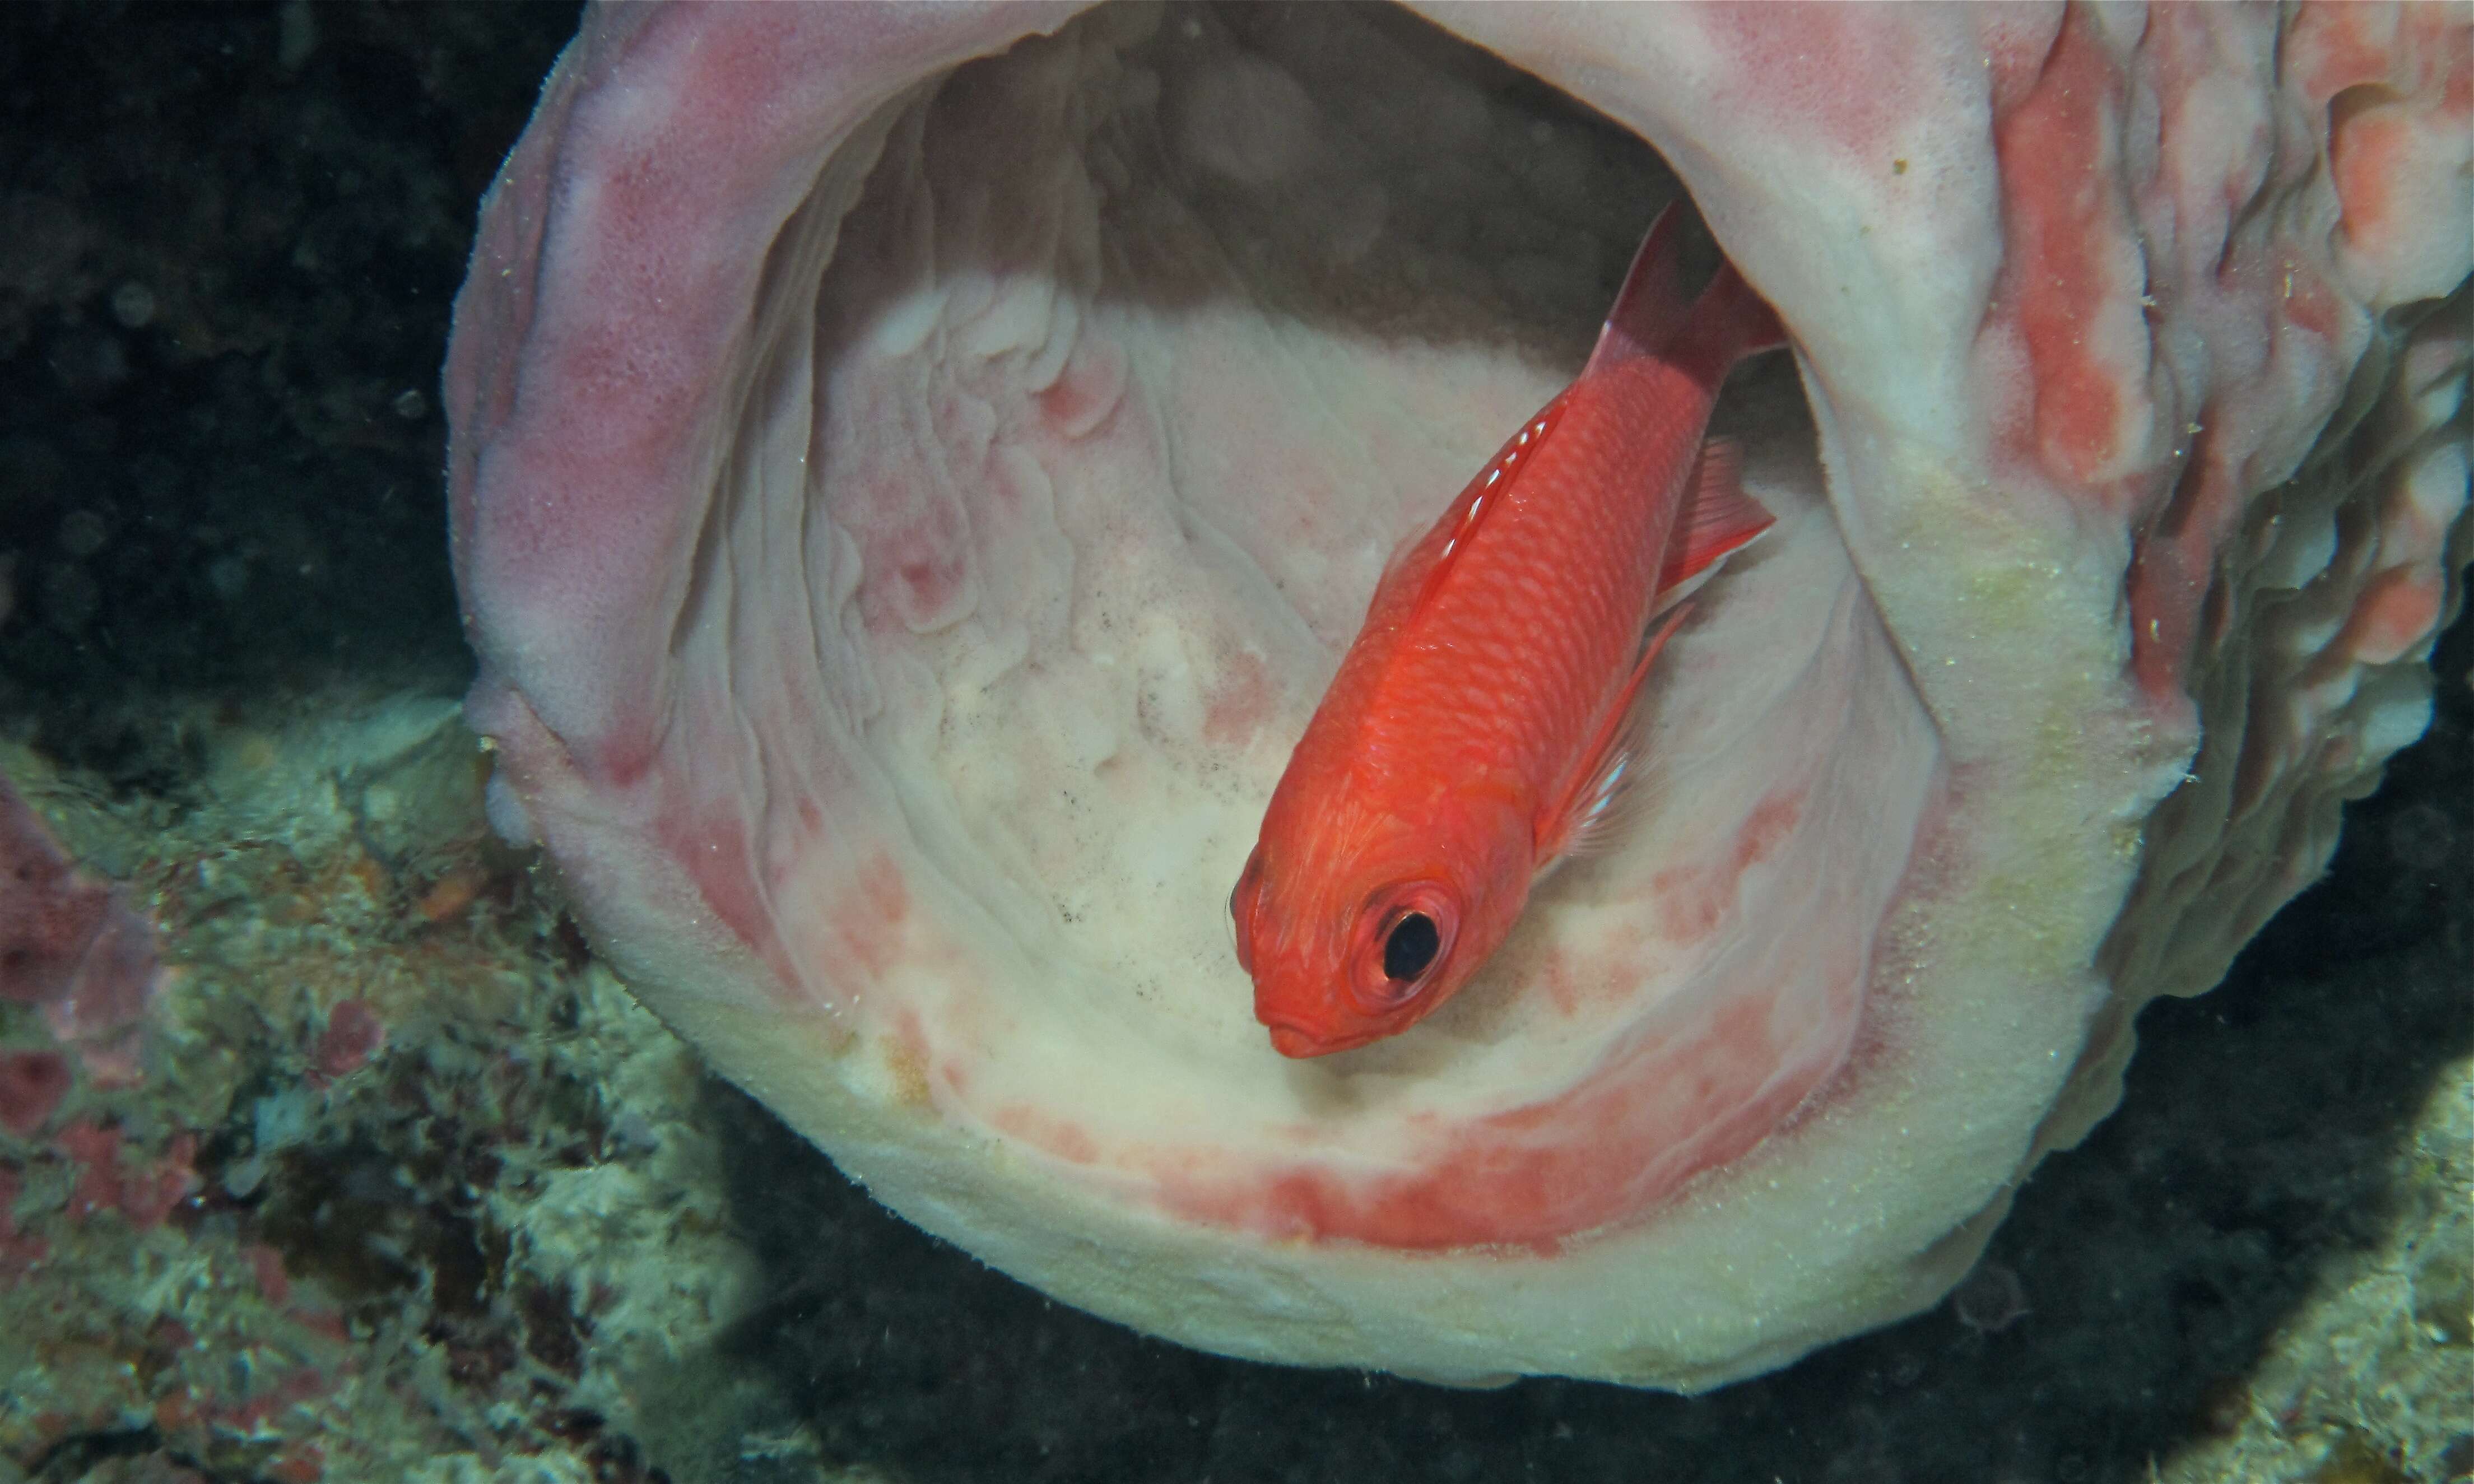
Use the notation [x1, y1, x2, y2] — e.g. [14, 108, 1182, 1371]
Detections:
[1385, 400, 1565, 625]
[1582, 202, 1691, 378]
[1533, 602, 1696, 869]
[1652, 438, 1774, 607]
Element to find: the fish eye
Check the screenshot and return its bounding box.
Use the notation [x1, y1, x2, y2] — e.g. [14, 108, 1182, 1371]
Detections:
[1348, 884, 1457, 1013]
[1382, 911, 1440, 981]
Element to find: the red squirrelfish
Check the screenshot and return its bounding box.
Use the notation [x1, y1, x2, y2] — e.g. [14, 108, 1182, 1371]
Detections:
[1230, 204, 1790, 1058]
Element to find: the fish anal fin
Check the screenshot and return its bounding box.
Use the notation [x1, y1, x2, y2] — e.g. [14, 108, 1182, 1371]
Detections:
[1534, 602, 1695, 870]
[1582, 202, 1692, 378]
[1654, 438, 1775, 603]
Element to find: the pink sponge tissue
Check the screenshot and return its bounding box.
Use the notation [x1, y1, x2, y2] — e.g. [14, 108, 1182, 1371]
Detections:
[0, 776, 162, 1086]
[445, 1, 2469, 1389]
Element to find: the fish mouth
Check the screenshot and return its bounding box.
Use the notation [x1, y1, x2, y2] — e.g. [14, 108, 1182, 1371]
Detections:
[1263, 1018, 1379, 1059]
[451, 0, 2463, 1387]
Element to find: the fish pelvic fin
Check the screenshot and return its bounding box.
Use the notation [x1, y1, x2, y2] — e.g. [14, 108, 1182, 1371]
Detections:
[1533, 602, 1695, 871]
[1653, 438, 1775, 604]
[1582, 202, 1693, 377]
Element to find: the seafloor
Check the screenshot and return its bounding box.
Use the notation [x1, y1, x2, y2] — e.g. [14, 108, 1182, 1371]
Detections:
[0, 4, 2467, 1483]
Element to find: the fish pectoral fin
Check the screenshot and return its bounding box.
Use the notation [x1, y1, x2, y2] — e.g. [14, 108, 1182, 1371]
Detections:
[1533, 602, 1695, 870]
[1653, 438, 1775, 603]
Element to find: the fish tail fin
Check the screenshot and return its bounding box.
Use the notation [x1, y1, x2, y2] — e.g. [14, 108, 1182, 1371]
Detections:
[1653, 438, 1775, 603]
[1582, 203, 1693, 376]
[1678, 257, 1789, 379]
[1591, 207, 1789, 382]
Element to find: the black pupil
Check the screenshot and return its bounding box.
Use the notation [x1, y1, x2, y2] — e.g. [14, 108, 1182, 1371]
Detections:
[1383, 912, 1440, 981]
